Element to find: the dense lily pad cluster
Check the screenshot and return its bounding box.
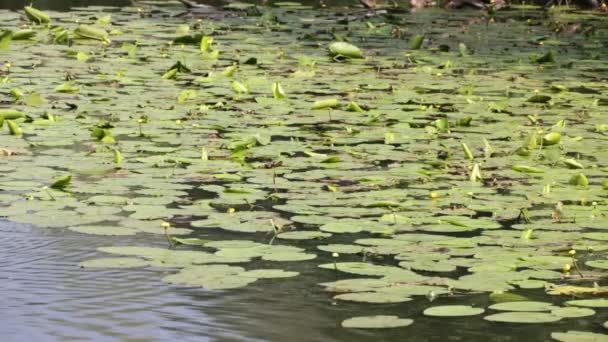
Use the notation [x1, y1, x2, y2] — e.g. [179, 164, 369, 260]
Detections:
[1, 1, 608, 336]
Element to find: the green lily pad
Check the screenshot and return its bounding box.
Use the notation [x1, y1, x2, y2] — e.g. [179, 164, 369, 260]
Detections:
[550, 307, 595, 318]
[79, 257, 149, 268]
[585, 260, 608, 270]
[551, 331, 608, 342]
[334, 292, 412, 304]
[489, 301, 557, 312]
[238, 269, 299, 279]
[69, 225, 138, 236]
[341, 315, 413, 329]
[484, 312, 562, 323]
[276, 231, 332, 240]
[423, 305, 485, 317]
[566, 299, 608, 308]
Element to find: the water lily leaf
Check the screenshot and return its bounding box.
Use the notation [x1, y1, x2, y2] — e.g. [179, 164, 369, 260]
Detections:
[334, 292, 411, 304]
[70, 225, 138, 236]
[318, 244, 363, 254]
[566, 299, 608, 308]
[6, 120, 22, 136]
[50, 175, 72, 189]
[262, 252, 316, 262]
[238, 269, 299, 278]
[172, 237, 211, 246]
[312, 98, 339, 110]
[0, 30, 12, 49]
[79, 257, 149, 268]
[527, 94, 552, 103]
[74, 25, 110, 42]
[24, 6, 50, 24]
[409, 34, 424, 50]
[543, 132, 561, 146]
[272, 82, 286, 99]
[547, 285, 608, 296]
[531, 51, 555, 64]
[341, 315, 413, 329]
[276, 231, 332, 240]
[512, 165, 544, 174]
[328, 42, 363, 59]
[55, 82, 80, 93]
[484, 312, 561, 323]
[24, 92, 46, 107]
[550, 307, 595, 318]
[162, 265, 256, 289]
[569, 173, 589, 188]
[551, 331, 608, 342]
[423, 305, 485, 317]
[0, 110, 24, 120]
[489, 301, 556, 312]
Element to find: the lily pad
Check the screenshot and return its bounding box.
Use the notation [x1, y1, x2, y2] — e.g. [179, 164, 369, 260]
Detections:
[341, 315, 413, 329]
[551, 331, 608, 342]
[566, 299, 608, 308]
[79, 257, 149, 268]
[423, 305, 485, 317]
[484, 312, 562, 323]
[334, 292, 412, 304]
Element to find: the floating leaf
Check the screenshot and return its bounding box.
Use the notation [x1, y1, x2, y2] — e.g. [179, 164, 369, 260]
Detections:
[550, 307, 595, 318]
[0, 30, 12, 49]
[74, 25, 110, 42]
[24, 6, 50, 24]
[484, 312, 561, 323]
[312, 98, 339, 110]
[527, 94, 552, 103]
[569, 173, 588, 188]
[334, 292, 411, 304]
[277, 231, 332, 240]
[409, 34, 424, 50]
[423, 305, 485, 317]
[341, 315, 413, 329]
[79, 257, 149, 268]
[531, 51, 555, 64]
[512, 165, 544, 174]
[566, 299, 608, 308]
[543, 132, 561, 146]
[55, 82, 80, 93]
[489, 301, 556, 312]
[328, 42, 363, 59]
[551, 331, 608, 342]
[50, 175, 72, 190]
[172, 237, 211, 246]
[238, 269, 299, 278]
[272, 82, 286, 99]
[6, 120, 22, 136]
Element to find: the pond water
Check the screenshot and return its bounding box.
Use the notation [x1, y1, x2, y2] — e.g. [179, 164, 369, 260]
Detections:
[1, 1, 608, 341]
